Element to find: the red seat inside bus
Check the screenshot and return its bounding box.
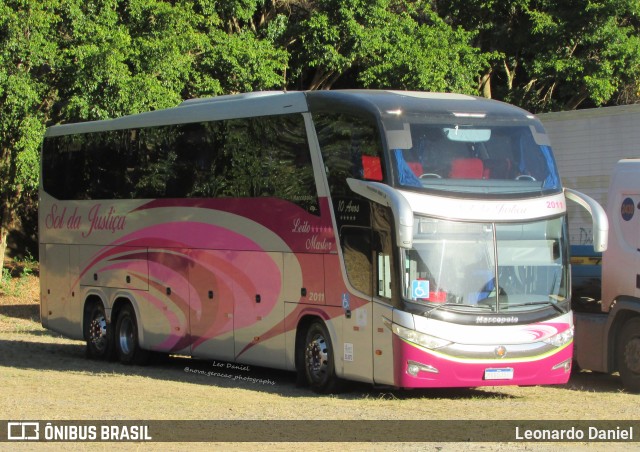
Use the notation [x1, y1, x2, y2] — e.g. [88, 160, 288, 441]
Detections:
[362, 155, 383, 181]
[407, 161, 423, 177]
[449, 158, 486, 179]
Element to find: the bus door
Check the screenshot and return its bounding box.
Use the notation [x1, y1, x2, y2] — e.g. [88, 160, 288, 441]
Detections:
[336, 224, 374, 382]
[336, 204, 397, 384]
[371, 204, 397, 386]
[333, 202, 396, 383]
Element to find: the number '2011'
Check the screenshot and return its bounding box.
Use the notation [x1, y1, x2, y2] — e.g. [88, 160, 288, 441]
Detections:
[547, 201, 564, 209]
[308, 292, 325, 302]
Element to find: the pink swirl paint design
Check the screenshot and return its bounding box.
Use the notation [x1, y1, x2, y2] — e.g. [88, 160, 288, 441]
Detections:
[78, 221, 283, 353]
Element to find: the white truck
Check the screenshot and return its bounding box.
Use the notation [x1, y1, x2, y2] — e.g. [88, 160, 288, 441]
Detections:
[540, 108, 640, 391]
[572, 160, 640, 391]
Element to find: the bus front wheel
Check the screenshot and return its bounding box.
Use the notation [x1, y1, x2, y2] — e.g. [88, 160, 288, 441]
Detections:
[302, 321, 342, 393]
[617, 317, 640, 393]
[115, 304, 149, 365]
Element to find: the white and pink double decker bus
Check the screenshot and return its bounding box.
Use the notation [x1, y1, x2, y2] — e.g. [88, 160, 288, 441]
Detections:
[39, 90, 607, 392]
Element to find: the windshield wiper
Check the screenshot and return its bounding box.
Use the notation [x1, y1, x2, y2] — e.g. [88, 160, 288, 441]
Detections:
[506, 301, 566, 314]
[426, 302, 492, 317]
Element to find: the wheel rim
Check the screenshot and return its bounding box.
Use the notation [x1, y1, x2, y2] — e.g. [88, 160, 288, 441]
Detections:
[624, 336, 640, 374]
[89, 311, 107, 353]
[305, 333, 329, 383]
[118, 315, 134, 356]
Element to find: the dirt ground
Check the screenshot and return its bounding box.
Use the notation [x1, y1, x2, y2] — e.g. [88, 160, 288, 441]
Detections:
[1, 275, 639, 451]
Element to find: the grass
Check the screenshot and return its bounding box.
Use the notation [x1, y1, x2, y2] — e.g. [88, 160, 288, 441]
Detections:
[0, 262, 639, 450]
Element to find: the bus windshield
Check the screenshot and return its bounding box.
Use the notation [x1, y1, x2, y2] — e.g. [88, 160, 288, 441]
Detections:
[386, 118, 561, 196]
[403, 216, 569, 313]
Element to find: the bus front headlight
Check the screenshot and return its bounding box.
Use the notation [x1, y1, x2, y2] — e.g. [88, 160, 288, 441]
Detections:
[389, 323, 452, 350]
[543, 326, 574, 347]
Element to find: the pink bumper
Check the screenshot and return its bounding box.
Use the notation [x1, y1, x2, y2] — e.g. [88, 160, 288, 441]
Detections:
[392, 336, 573, 388]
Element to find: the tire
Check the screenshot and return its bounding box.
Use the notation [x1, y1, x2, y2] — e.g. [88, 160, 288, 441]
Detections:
[85, 302, 113, 361]
[616, 317, 640, 393]
[301, 321, 342, 394]
[114, 304, 149, 365]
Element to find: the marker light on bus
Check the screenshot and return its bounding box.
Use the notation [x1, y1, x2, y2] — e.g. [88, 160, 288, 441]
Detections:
[552, 358, 572, 372]
[407, 360, 439, 376]
[387, 321, 452, 350]
[452, 112, 486, 118]
[542, 326, 574, 348]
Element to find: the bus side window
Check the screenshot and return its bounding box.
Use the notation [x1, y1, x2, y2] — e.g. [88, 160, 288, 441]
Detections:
[372, 205, 397, 304]
[340, 226, 372, 296]
[314, 112, 385, 198]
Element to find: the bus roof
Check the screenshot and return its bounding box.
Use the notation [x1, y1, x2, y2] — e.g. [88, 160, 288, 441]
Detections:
[45, 90, 535, 137]
[305, 90, 534, 121]
[45, 91, 308, 137]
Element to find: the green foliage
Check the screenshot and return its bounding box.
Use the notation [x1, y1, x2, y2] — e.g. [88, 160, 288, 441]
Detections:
[290, 0, 490, 91]
[0, 252, 37, 296]
[433, 0, 640, 111]
[357, 6, 495, 92]
[2, 0, 640, 261]
[0, 0, 61, 259]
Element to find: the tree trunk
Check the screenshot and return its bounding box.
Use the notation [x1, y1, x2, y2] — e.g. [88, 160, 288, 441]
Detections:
[479, 70, 492, 98]
[565, 86, 589, 110]
[309, 67, 336, 90]
[0, 150, 17, 267]
[0, 214, 10, 268]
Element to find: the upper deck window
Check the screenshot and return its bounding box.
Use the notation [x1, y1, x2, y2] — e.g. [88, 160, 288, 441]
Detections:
[386, 117, 561, 197]
[42, 114, 319, 214]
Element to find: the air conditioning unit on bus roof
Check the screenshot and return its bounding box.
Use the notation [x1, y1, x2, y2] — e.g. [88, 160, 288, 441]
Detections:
[179, 91, 287, 107]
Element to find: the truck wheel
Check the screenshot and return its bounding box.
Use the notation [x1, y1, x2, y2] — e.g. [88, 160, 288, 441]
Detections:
[301, 321, 342, 393]
[85, 302, 113, 360]
[617, 317, 640, 393]
[115, 304, 149, 365]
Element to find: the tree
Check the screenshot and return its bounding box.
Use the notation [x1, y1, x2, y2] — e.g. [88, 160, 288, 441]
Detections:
[0, 0, 60, 261]
[357, 4, 495, 93]
[9, 0, 638, 263]
[0, 0, 292, 261]
[286, 0, 493, 92]
[433, 0, 640, 112]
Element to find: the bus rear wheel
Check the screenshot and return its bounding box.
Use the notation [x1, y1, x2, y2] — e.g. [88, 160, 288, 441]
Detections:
[85, 302, 113, 360]
[115, 304, 149, 365]
[302, 321, 342, 393]
[617, 317, 640, 393]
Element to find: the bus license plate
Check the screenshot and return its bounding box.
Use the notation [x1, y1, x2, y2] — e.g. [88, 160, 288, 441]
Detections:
[484, 368, 514, 380]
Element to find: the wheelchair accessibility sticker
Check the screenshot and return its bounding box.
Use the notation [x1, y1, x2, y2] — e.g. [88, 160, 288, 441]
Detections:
[411, 280, 430, 299]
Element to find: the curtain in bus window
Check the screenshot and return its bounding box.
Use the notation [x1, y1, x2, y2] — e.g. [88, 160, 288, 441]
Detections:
[540, 145, 559, 189]
[394, 149, 421, 187]
[517, 133, 556, 188]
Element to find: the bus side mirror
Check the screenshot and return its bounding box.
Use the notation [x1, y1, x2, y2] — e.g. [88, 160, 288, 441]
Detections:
[564, 188, 609, 252]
